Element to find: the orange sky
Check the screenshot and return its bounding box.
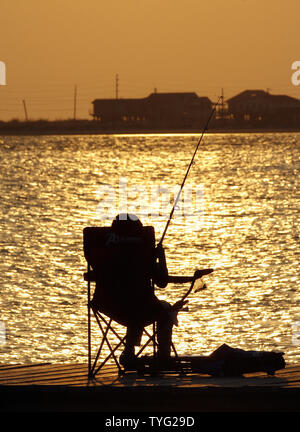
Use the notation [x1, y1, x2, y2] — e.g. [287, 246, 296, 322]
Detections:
[0, 0, 299, 120]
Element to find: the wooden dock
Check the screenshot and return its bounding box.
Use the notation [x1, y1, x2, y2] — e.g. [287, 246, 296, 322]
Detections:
[0, 362, 300, 412]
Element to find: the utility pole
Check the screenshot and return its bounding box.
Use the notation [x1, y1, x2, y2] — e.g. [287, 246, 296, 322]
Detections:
[73, 84, 77, 120]
[115, 74, 119, 100]
[22, 99, 28, 121]
[221, 88, 224, 119]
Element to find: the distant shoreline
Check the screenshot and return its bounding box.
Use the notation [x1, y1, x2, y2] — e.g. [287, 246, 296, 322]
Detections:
[1, 127, 300, 136]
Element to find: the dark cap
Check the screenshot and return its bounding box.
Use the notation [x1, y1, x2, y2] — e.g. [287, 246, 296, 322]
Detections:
[111, 213, 143, 234]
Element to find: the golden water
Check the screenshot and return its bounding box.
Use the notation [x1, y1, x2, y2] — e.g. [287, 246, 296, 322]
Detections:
[0, 133, 299, 365]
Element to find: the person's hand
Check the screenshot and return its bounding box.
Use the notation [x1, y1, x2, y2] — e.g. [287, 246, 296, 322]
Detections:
[167, 299, 189, 326]
[156, 242, 163, 251]
[172, 299, 189, 312]
[155, 242, 165, 258]
[194, 269, 203, 279]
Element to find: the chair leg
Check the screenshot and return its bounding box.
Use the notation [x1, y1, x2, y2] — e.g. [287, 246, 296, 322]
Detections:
[87, 272, 92, 377]
[153, 322, 157, 356]
[93, 336, 126, 376]
[136, 323, 178, 360]
[171, 342, 179, 357]
[135, 325, 157, 357]
[90, 309, 127, 377]
[90, 312, 112, 375]
[95, 315, 121, 371]
[89, 308, 179, 377]
[97, 312, 127, 344]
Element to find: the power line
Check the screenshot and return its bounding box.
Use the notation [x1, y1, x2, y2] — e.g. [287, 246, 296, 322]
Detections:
[115, 74, 119, 100]
[74, 84, 77, 120]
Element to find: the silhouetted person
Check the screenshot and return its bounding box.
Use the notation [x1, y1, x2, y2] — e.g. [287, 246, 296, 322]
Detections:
[91, 213, 179, 367]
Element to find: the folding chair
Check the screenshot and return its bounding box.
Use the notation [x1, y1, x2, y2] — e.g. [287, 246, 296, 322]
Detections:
[83, 225, 209, 378]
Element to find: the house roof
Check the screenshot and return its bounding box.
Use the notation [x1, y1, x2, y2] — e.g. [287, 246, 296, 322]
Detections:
[271, 94, 300, 106]
[226, 90, 270, 103]
[227, 90, 300, 106]
[92, 98, 142, 104]
[92, 92, 212, 105]
[147, 92, 197, 99]
[147, 92, 211, 104]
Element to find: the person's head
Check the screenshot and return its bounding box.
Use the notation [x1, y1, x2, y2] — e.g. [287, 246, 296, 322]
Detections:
[111, 213, 143, 235]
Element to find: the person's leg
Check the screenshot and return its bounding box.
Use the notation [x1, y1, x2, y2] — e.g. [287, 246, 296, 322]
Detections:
[125, 325, 143, 351]
[156, 301, 174, 359]
[120, 325, 143, 366]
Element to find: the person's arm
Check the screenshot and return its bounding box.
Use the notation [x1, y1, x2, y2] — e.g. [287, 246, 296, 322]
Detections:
[153, 244, 168, 288]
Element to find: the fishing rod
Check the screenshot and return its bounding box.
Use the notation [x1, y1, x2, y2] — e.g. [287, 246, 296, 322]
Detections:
[158, 95, 222, 247]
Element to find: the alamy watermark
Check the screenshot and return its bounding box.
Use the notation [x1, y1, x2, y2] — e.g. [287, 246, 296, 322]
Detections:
[0, 61, 6, 85]
[291, 61, 300, 86]
[0, 321, 6, 345]
[95, 177, 204, 229]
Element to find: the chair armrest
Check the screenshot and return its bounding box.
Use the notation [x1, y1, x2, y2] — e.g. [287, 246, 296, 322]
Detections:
[194, 268, 214, 278]
[168, 276, 194, 284]
[168, 269, 214, 284]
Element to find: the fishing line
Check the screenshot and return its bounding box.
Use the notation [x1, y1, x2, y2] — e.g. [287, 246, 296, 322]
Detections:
[158, 95, 222, 246]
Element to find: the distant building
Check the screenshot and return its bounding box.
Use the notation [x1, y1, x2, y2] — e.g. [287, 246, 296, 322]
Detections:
[92, 92, 212, 129]
[227, 90, 300, 125]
